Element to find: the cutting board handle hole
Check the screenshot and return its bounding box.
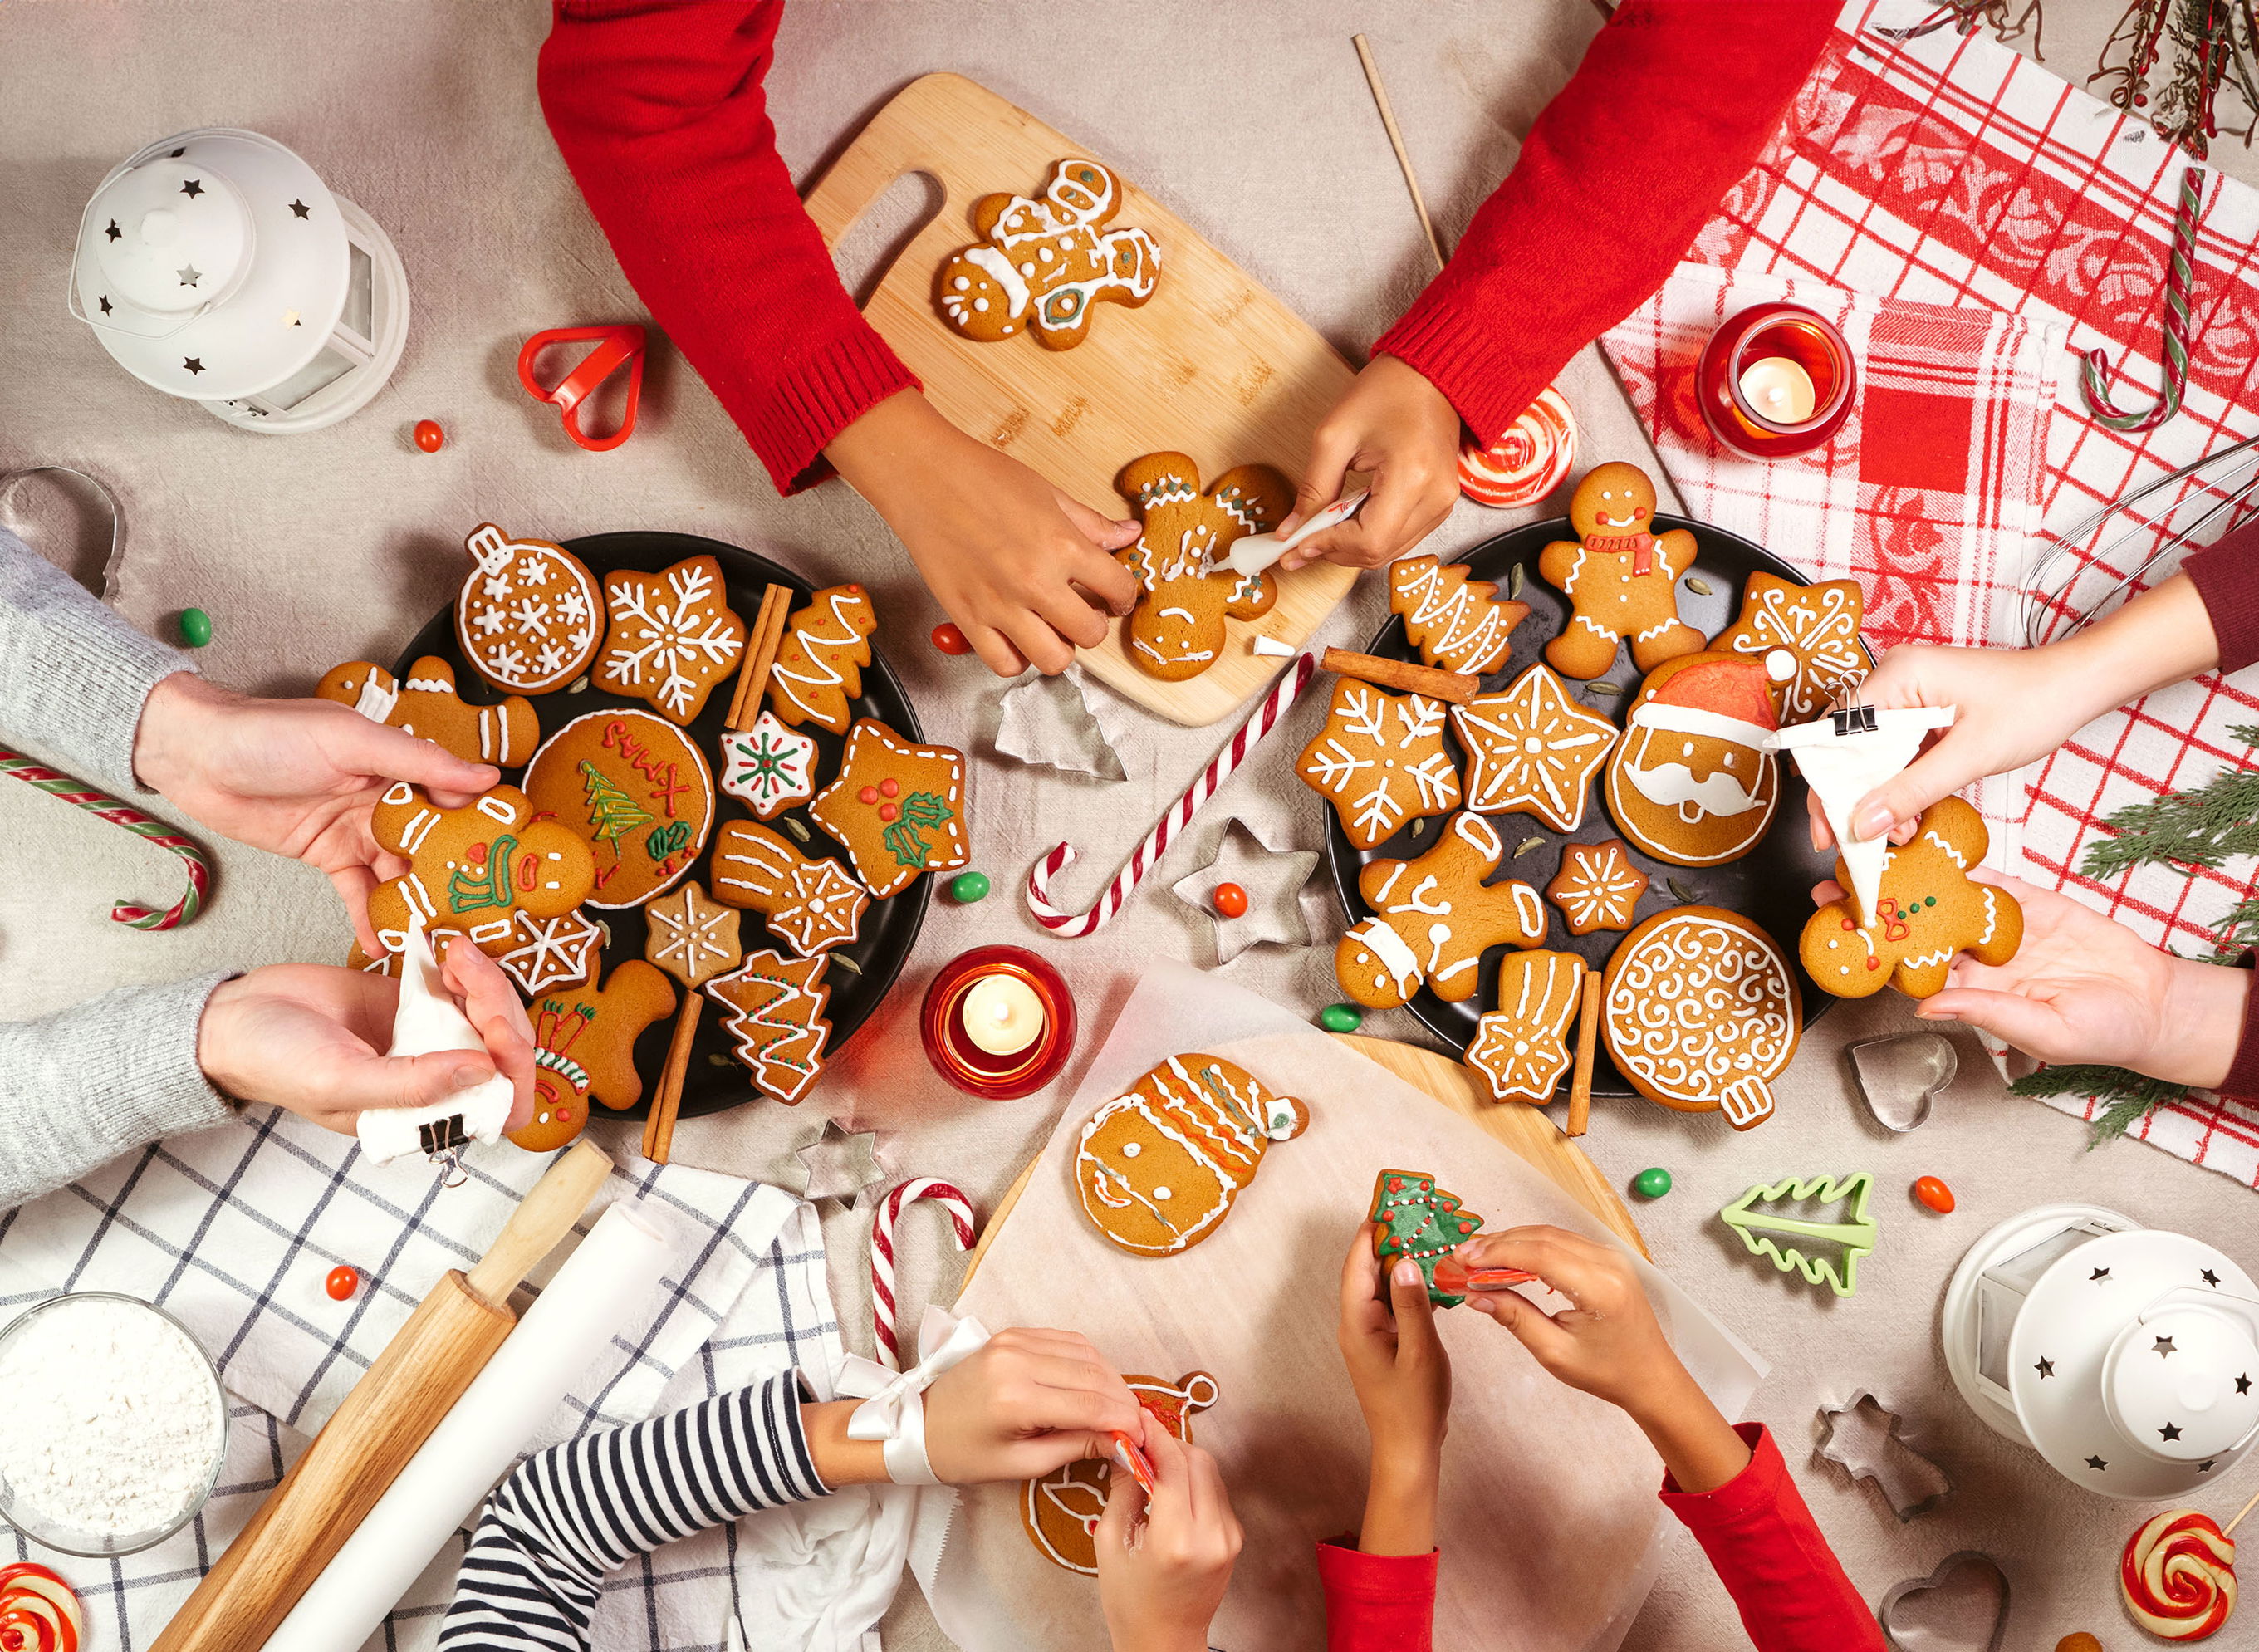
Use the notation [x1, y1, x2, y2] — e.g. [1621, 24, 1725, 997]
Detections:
[831, 170, 947, 308]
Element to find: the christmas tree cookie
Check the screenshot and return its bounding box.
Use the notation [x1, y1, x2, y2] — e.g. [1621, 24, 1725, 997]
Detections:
[1369, 1169, 1485, 1307]
[1389, 555, 1527, 676]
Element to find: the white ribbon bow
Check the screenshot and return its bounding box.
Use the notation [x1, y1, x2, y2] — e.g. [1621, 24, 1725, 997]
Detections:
[842, 1307, 992, 1486]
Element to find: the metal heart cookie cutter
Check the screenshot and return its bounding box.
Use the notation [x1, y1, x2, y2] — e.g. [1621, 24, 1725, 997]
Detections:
[1849, 1032, 1958, 1132]
[517, 323, 647, 452]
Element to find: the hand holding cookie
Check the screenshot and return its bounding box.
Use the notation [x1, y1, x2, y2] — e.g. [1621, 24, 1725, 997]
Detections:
[1336, 1223, 1450, 1557]
[1277, 355, 1460, 571]
[1094, 1427, 1242, 1652]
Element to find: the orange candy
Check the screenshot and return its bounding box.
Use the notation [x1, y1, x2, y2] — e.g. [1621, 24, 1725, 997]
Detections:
[931, 622, 971, 655]
[1213, 882, 1249, 919]
[413, 419, 445, 453]
[1914, 1175, 1955, 1213]
[326, 1264, 360, 1300]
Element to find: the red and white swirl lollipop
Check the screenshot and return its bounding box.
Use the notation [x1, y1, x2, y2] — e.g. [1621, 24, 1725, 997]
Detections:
[0, 1563, 81, 1652]
[1458, 386, 1577, 509]
[2122, 1508, 2237, 1641]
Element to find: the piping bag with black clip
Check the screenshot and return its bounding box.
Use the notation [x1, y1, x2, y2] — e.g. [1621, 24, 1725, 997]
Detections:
[359, 914, 515, 1176]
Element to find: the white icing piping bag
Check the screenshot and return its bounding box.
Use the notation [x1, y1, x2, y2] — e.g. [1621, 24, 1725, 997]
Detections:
[1767, 705, 1958, 929]
[358, 914, 517, 1176]
[1216, 490, 1367, 577]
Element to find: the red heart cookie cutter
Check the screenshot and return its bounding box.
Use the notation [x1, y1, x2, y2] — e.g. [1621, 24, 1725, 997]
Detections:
[517, 324, 647, 452]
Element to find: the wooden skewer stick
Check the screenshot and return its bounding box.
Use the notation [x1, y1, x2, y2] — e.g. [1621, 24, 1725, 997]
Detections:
[1353, 33, 1447, 274]
[724, 583, 795, 733]
[2222, 1483, 2259, 1538]
[1566, 972, 1603, 1138]
[1321, 646, 1478, 706]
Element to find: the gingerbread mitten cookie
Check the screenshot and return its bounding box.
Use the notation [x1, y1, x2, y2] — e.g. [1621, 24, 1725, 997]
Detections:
[594, 556, 747, 725]
[935, 159, 1161, 350]
[808, 719, 968, 899]
[1076, 1054, 1307, 1256]
[1296, 680, 1462, 851]
[1114, 453, 1291, 681]
[1718, 571, 1867, 724]
[1335, 812, 1547, 1011]
[1603, 907, 1800, 1130]
[456, 524, 607, 695]
[317, 656, 540, 769]
[767, 585, 877, 734]
[1450, 661, 1617, 831]
[706, 950, 831, 1104]
[708, 821, 869, 959]
[1024, 1371, 1218, 1574]
[523, 709, 715, 909]
[367, 783, 596, 957]
[1801, 796, 2021, 1000]
[1603, 651, 1781, 867]
[1536, 463, 1704, 679]
[1466, 950, 1589, 1105]
[518, 960, 678, 1149]
[1389, 556, 1527, 677]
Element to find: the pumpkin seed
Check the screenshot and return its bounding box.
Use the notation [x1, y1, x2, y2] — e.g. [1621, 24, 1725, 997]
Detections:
[1507, 564, 1526, 599]
[1588, 681, 1622, 696]
[1684, 575, 1713, 596]
[1514, 836, 1546, 858]
[1668, 876, 1698, 904]
[782, 817, 811, 844]
[829, 951, 863, 976]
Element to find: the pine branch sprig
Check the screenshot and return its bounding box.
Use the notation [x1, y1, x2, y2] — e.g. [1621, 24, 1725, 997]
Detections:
[2080, 725, 2259, 880]
[2007, 1063, 2196, 1145]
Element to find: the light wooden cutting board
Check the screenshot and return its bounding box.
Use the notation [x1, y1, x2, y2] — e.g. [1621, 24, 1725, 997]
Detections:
[805, 72, 1360, 727]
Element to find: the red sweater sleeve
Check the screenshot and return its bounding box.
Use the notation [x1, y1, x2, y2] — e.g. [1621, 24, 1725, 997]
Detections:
[1661, 1424, 1882, 1652]
[1316, 1539, 1435, 1652]
[2182, 519, 2259, 675]
[537, 0, 918, 493]
[1373, 0, 1833, 445]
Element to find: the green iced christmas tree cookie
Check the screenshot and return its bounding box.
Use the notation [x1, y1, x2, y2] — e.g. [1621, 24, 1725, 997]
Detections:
[1369, 1168, 1484, 1307]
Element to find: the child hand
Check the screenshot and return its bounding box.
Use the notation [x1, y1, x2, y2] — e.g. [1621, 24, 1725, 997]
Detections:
[1337, 1223, 1448, 1555]
[921, 1327, 1145, 1484]
[1455, 1225, 1679, 1414]
[1276, 356, 1460, 572]
[1095, 1428, 1241, 1652]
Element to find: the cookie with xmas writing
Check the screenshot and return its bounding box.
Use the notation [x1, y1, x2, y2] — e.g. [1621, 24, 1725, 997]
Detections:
[1024, 1371, 1218, 1575]
[521, 960, 677, 1152]
[1115, 453, 1289, 682]
[1370, 1170, 1485, 1307]
[1076, 1054, 1308, 1256]
[1389, 555, 1527, 677]
[594, 555, 747, 726]
[316, 656, 539, 770]
[1536, 463, 1704, 679]
[522, 709, 714, 909]
[1603, 906, 1800, 1131]
[455, 523, 606, 695]
[366, 782, 596, 958]
[808, 718, 968, 900]
[1717, 571, 1868, 725]
[706, 950, 831, 1104]
[718, 710, 820, 821]
[1465, 950, 1589, 1105]
[1450, 661, 1618, 832]
[1336, 812, 1547, 1011]
[767, 585, 877, 735]
[1801, 796, 2021, 999]
[1603, 651, 1781, 867]
[935, 158, 1161, 350]
[1296, 680, 1462, 852]
[1545, 839, 1648, 935]
[708, 821, 869, 958]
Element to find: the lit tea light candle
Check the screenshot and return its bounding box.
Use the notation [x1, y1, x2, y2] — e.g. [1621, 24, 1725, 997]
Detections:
[1737, 355, 1817, 424]
[961, 972, 1046, 1056]
[920, 945, 1078, 1100]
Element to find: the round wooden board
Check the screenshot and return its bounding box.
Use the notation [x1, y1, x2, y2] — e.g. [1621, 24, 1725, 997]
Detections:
[958, 1032, 1645, 1293]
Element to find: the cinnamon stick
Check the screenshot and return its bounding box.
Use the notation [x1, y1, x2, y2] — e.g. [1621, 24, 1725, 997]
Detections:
[724, 584, 794, 732]
[1321, 646, 1479, 706]
[1566, 972, 1602, 1138]
[642, 994, 704, 1164]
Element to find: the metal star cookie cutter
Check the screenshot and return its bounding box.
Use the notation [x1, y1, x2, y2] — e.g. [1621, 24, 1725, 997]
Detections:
[1877, 1551, 2008, 1652]
[786, 1119, 888, 1206]
[1168, 816, 1318, 966]
[1848, 1032, 1958, 1132]
[1817, 1390, 1950, 1521]
[992, 666, 1127, 782]
[0, 466, 126, 599]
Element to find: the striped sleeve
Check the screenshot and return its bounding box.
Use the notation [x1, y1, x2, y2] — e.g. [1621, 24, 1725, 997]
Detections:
[439, 1372, 828, 1651]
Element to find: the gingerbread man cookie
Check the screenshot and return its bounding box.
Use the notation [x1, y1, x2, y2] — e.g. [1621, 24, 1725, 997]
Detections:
[1113, 453, 1290, 682]
[1076, 1054, 1307, 1256]
[593, 555, 747, 725]
[1389, 556, 1527, 677]
[808, 718, 969, 900]
[1718, 571, 1868, 724]
[316, 656, 540, 770]
[523, 709, 715, 909]
[367, 782, 596, 958]
[455, 523, 605, 694]
[935, 158, 1161, 350]
[718, 710, 820, 821]
[1450, 661, 1618, 831]
[708, 821, 869, 958]
[1336, 812, 1547, 1011]
[1603, 651, 1781, 867]
[1466, 949, 1590, 1105]
[1296, 680, 1463, 852]
[1536, 463, 1705, 679]
[767, 585, 877, 735]
[706, 950, 831, 1104]
[1801, 796, 2021, 999]
[1603, 907, 1800, 1130]
[1024, 1371, 1218, 1575]
[521, 959, 677, 1147]
[1544, 840, 1648, 935]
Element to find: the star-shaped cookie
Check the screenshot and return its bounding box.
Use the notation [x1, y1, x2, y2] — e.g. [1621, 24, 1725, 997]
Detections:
[1296, 681, 1463, 852]
[1450, 662, 1618, 831]
[808, 719, 970, 899]
[644, 879, 742, 988]
[1544, 839, 1649, 935]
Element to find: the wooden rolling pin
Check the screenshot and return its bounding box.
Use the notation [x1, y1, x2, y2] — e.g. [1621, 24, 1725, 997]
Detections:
[151, 1139, 613, 1652]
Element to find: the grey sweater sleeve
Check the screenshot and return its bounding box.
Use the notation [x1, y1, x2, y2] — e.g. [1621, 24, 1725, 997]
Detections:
[0, 526, 195, 796]
[0, 973, 239, 1212]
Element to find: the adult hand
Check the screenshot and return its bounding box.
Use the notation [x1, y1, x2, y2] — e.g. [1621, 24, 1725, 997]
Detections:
[135, 673, 497, 952]
[1095, 1428, 1241, 1652]
[197, 942, 535, 1135]
[826, 390, 1139, 677]
[1277, 355, 1460, 572]
[922, 1326, 1145, 1484]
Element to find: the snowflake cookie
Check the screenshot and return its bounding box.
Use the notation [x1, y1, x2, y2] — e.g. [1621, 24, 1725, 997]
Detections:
[454, 523, 606, 694]
[1544, 839, 1649, 935]
[1296, 680, 1463, 852]
[499, 908, 605, 995]
[1450, 661, 1618, 831]
[643, 879, 742, 989]
[594, 555, 747, 725]
[718, 711, 819, 821]
[1466, 950, 1589, 1105]
[1717, 571, 1868, 724]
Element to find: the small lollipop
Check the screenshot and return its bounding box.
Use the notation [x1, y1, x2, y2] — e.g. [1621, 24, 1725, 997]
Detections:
[2121, 1507, 2238, 1641]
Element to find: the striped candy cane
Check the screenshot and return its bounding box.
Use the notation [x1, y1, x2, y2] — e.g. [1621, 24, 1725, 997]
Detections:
[872, 1177, 978, 1370]
[1026, 651, 1320, 938]
[0, 751, 212, 929]
[2079, 163, 2205, 434]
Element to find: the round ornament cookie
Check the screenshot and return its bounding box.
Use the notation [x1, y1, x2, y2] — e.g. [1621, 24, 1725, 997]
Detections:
[1603, 651, 1781, 867]
[1601, 906, 1800, 1131]
[1458, 385, 1577, 509]
[522, 709, 715, 909]
[1023, 1371, 1217, 1575]
[1076, 1054, 1307, 1256]
[455, 522, 605, 694]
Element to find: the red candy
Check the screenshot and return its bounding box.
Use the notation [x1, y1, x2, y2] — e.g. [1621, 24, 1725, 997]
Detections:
[1913, 1176, 1955, 1213]
[859, 786, 879, 804]
[326, 1265, 360, 1301]
[413, 419, 445, 453]
[1213, 882, 1249, 919]
[879, 803, 899, 822]
[931, 622, 971, 656]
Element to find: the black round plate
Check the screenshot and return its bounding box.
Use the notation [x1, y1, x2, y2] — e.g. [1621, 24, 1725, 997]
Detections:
[1321, 514, 1840, 1095]
[399, 529, 930, 1122]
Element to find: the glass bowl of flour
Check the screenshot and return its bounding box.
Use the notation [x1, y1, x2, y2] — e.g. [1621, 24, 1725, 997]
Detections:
[0, 1292, 228, 1555]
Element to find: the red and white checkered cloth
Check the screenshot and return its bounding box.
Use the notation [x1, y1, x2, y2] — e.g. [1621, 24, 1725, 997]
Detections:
[1600, 1, 2259, 1184]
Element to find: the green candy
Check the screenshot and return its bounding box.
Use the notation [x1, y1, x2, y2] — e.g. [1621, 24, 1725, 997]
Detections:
[949, 870, 991, 904]
[1633, 1166, 1673, 1199]
[177, 607, 212, 649]
[1318, 1003, 1363, 1033]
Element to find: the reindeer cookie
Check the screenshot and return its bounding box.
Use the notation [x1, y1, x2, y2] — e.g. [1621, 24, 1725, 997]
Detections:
[1536, 463, 1704, 679]
[455, 523, 607, 695]
[935, 158, 1161, 350]
[1296, 681, 1462, 852]
[316, 656, 539, 769]
[1076, 1054, 1308, 1256]
[1801, 796, 2022, 1000]
[1466, 950, 1589, 1105]
[1718, 571, 1868, 724]
[1335, 811, 1547, 1011]
[767, 585, 877, 735]
[1024, 1371, 1218, 1574]
[595, 555, 747, 726]
[367, 782, 595, 958]
[708, 821, 869, 958]
[1115, 453, 1290, 681]
[517, 959, 677, 1149]
[522, 709, 714, 909]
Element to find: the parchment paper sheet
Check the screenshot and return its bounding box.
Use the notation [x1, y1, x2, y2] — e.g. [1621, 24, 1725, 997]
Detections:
[942, 961, 1762, 1652]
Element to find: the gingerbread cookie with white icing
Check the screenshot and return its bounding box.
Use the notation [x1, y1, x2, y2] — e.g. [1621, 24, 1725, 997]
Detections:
[1801, 796, 2021, 1000]
[1024, 1371, 1217, 1574]
[1335, 812, 1547, 1011]
[366, 782, 596, 958]
[1389, 556, 1527, 677]
[1450, 661, 1617, 832]
[1076, 1054, 1307, 1256]
[1717, 571, 1868, 724]
[594, 555, 747, 726]
[1544, 840, 1648, 935]
[518, 959, 677, 1148]
[1466, 949, 1589, 1105]
[767, 585, 877, 735]
[706, 950, 831, 1104]
[1603, 906, 1800, 1131]
[1602, 651, 1781, 868]
[935, 159, 1161, 350]
[1296, 680, 1463, 851]
[522, 709, 714, 909]
[1536, 463, 1704, 679]
[456, 523, 607, 695]
[1115, 453, 1290, 682]
[316, 656, 539, 770]
[708, 821, 869, 958]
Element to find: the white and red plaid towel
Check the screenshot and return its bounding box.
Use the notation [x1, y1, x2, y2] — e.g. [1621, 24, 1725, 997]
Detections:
[1600, 1, 2259, 1183]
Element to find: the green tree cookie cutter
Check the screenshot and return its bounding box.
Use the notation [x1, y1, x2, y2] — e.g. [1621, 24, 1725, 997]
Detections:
[1719, 1171, 1878, 1297]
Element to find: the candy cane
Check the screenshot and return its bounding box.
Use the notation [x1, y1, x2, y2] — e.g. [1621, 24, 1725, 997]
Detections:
[0, 751, 211, 929]
[1026, 650, 1320, 938]
[871, 1177, 977, 1370]
[2080, 163, 2204, 434]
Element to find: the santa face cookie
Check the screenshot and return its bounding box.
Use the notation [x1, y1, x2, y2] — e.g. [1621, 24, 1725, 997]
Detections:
[1389, 556, 1527, 677]
[1115, 453, 1289, 681]
[1718, 571, 1868, 724]
[1466, 950, 1589, 1105]
[1297, 680, 1462, 852]
[706, 950, 831, 1104]
[594, 555, 747, 725]
[455, 524, 605, 694]
[1545, 839, 1648, 935]
[1336, 812, 1547, 1011]
[1450, 662, 1618, 832]
[1534, 463, 1704, 679]
[767, 585, 876, 735]
[367, 782, 597, 958]
[935, 158, 1161, 350]
[1076, 1054, 1307, 1256]
[718, 711, 819, 820]
[807, 718, 968, 900]
[1603, 906, 1800, 1131]
[523, 709, 715, 909]
[1603, 652, 1781, 867]
[1801, 796, 2021, 999]
[708, 821, 869, 958]
[316, 656, 539, 769]
[1024, 1371, 1217, 1574]
[519, 959, 677, 1145]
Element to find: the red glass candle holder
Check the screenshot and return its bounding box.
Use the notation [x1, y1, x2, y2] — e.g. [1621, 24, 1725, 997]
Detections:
[919, 945, 1076, 1100]
[1696, 302, 1856, 461]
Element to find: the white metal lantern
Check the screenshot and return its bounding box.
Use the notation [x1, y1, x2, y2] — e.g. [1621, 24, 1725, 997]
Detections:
[66, 128, 409, 434]
[1943, 1203, 2259, 1500]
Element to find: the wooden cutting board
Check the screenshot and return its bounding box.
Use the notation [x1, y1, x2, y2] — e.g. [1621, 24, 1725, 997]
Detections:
[804, 72, 1360, 727]
[963, 1032, 1645, 1290]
